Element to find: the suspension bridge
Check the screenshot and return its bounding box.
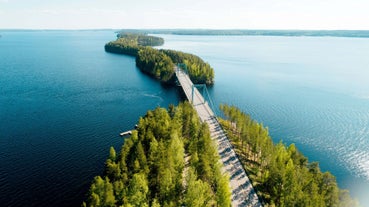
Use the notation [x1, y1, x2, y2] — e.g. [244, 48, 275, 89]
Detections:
[175, 65, 262, 207]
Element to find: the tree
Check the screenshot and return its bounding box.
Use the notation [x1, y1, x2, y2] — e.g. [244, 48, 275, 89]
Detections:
[86, 176, 116, 207]
[109, 147, 116, 162]
[127, 173, 149, 207]
[136, 141, 149, 174]
[185, 169, 214, 207]
[215, 173, 231, 207]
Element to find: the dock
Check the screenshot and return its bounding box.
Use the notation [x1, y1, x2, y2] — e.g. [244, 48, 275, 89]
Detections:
[119, 130, 132, 137]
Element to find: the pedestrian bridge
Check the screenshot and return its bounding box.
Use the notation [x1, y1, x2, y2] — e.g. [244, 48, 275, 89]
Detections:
[175, 67, 262, 207]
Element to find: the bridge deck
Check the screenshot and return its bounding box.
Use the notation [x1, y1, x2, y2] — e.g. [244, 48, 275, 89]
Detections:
[175, 68, 262, 207]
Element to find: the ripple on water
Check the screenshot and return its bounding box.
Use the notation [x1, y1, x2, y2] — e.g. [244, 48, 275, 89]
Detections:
[245, 91, 369, 186]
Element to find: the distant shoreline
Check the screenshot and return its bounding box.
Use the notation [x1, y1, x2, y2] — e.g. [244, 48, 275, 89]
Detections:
[0, 29, 117, 32]
[119, 29, 369, 38]
[1, 29, 369, 38]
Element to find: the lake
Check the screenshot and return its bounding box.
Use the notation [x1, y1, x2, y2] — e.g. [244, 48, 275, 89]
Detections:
[158, 34, 369, 206]
[1, 31, 368, 206]
[0, 31, 180, 206]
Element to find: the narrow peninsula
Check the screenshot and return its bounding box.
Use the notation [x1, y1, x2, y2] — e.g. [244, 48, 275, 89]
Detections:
[105, 33, 214, 85]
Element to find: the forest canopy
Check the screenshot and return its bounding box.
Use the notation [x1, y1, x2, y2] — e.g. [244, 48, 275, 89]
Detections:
[83, 102, 231, 207]
[219, 104, 359, 207]
[104, 33, 214, 85]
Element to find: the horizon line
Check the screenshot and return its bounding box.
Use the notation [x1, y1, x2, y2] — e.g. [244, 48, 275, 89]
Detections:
[1, 28, 369, 31]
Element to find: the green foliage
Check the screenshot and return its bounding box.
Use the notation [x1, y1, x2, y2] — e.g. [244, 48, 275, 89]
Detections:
[85, 176, 116, 207]
[219, 104, 359, 207]
[185, 168, 213, 207]
[117, 33, 164, 47]
[104, 33, 164, 57]
[138, 35, 164, 46]
[104, 35, 141, 56]
[127, 173, 149, 206]
[215, 172, 232, 207]
[83, 102, 231, 206]
[109, 147, 116, 161]
[104, 34, 214, 85]
[136, 47, 175, 82]
[161, 49, 214, 85]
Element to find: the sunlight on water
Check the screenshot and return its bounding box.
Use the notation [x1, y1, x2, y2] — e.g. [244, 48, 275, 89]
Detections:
[348, 150, 369, 180]
[158, 34, 369, 206]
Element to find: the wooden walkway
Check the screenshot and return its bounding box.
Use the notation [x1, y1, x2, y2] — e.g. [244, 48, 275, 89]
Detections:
[175, 68, 262, 207]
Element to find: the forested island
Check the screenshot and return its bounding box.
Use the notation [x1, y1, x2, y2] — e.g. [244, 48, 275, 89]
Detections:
[84, 33, 358, 206]
[83, 103, 231, 207]
[105, 33, 214, 85]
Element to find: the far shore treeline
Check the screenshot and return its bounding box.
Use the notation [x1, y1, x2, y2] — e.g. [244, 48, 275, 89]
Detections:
[105, 33, 214, 85]
[115, 29, 369, 38]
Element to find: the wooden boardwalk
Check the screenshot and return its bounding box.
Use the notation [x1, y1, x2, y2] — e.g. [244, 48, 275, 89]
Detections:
[175, 68, 262, 207]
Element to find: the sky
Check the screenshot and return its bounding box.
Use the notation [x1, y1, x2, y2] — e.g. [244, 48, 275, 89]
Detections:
[1, 0, 368, 30]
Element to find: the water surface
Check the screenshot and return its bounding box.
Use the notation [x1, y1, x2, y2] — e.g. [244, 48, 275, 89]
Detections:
[158, 34, 369, 206]
[0, 31, 179, 207]
[1, 31, 369, 206]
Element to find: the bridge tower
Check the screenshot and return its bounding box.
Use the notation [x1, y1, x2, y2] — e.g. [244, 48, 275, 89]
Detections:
[176, 63, 217, 116]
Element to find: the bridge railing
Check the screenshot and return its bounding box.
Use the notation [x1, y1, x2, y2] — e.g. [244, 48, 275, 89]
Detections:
[175, 64, 217, 117]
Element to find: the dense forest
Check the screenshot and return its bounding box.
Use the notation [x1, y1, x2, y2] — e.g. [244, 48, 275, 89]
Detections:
[104, 33, 163, 56]
[116, 33, 165, 47]
[160, 49, 214, 85]
[83, 102, 231, 207]
[219, 104, 359, 207]
[104, 33, 214, 85]
[135, 48, 174, 82]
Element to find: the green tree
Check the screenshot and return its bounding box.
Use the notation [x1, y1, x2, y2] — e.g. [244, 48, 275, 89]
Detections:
[86, 176, 116, 207]
[215, 172, 231, 207]
[185, 169, 214, 207]
[109, 147, 116, 161]
[127, 173, 149, 207]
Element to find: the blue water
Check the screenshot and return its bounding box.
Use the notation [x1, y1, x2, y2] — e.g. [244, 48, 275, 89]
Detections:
[0, 31, 180, 206]
[1, 31, 369, 206]
[158, 35, 369, 206]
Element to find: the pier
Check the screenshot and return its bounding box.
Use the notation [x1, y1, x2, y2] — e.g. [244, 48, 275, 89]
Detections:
[119, 130, 132, 137]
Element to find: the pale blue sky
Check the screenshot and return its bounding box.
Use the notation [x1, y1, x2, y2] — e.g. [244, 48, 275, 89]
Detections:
[1, 0, 368, 29]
